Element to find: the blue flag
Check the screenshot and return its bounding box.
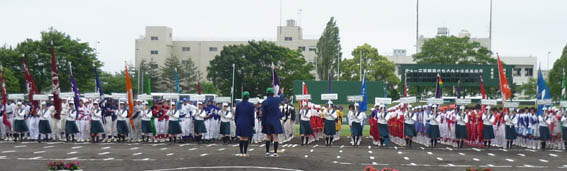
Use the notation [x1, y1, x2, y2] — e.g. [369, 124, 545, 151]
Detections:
[537, 68, 550, 116]
[69, 64, 81, 120]
[94, 66, 106, 123]
[359, 72, 367, 112]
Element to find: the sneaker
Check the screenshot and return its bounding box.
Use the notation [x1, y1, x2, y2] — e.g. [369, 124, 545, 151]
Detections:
[242, 153, 248, 157]
[270, 153, 279, 157]
[265, 152, 271, 157]
[235, 153, 242, 157]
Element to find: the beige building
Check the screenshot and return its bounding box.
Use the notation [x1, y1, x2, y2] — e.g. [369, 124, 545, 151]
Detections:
[135, 19, 318, 81]
[417, 27, 491, 53]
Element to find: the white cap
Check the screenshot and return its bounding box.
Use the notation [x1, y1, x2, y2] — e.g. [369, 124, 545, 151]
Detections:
[144, 102, 149, 105]
[486, 106, 491, 110]
[302, 102, 307, 106]
[17, 102, 22, 105]
[327, 100, 333, 105]
[222, 103, 228, 107]
[459, 105, 465, 110]
[119, 101, 125, 105]
[41, 102, 47, 105]
[374, 104, 380, 107]
[354, 103, 359, 107]
[408, 105, 413, 108]
[197, 101, 203, 105]
[69, 101, 75, 104]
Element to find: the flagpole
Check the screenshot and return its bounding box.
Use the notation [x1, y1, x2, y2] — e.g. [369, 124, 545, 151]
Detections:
[232, 63, 235, 106]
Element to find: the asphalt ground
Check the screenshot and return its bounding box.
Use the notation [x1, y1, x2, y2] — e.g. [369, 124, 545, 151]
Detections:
[0, 137, 566, 171]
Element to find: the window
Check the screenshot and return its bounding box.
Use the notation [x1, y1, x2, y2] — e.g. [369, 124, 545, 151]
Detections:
[182, 47, 190, 52]
[151, 36, 159, 40]
[182, 60, 191, 65]
[284, 37, 293, 41]
[150, 50, 158, 55]
[513, 68, 522, 76]
[308, 59, 315, 66]
[298, 46, 306, 51]
[308, 46, 316, 52]
[525, 68, 533, 77]
[151, 64, 158, 69]
[209, 47, 218, 52]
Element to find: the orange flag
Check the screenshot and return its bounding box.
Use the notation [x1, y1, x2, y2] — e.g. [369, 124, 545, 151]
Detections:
[125, 63, 135, 129]
[497, 55, 511, 101]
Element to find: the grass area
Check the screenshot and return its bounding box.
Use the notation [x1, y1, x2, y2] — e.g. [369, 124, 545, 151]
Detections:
[293, 124, 370, 137]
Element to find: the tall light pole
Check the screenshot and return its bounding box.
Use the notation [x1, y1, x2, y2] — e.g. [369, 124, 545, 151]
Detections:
[547, 51, 551, 70]
[489, 0, 493, 51]
[416, 0, 419, 53]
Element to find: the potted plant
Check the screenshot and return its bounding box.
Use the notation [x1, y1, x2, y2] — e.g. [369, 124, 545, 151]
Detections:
[48, 161, 82, 171]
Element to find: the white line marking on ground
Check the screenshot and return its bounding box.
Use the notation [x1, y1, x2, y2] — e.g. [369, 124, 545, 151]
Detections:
[472, 148, 481, 152]
[436, 157, 443, 161]
[218, 148, 225, 151]
[310, 149, 314, 153]
[166, 153, 174, 156]
[336, 156, 341, 159]
[34, 151, 46, 154]
[446, 147, 453, 151]
[71, 146, 83, 149]
[368, 146, 371, 149]
[394, 146, 398, 150]
[98, 152, 110, 155]
[420, 147, 425, 150]
[403, 157, 409, 160]
[248, 148, 254, 152]
[103, 158, 114, 161]
[145, 166, 306, 171]
[281, 149, 286, 152]
[397, 151, 403, 154]
[339, 150, 343, 153]
[473, 158, 480, 161]
[160, 148, 168, 151]
[517, 153, 525, 157]
[313, 145, 318, 148]
[67, 151, 78, 155]
[231, 144, 238, 147]
[292, 144, 298, 148]
[539, 159, 549, 163]
[43, 146, 55, 149]
[549, 153, 558, 157]
[2, 150, 15, 153]
[65, 157, 78, 160]
[206, 144, 216, 147]
[133, 158, 152, 161]
[427, 152, 433, 155]
[517, 164, 547, 168]
[178, 144, 188, 147]
[200, 153, 208, 157]
[505, 158, 514, 162]
[487, 153, 495, 156]
[14, 145, 26, 148]
[133, 153, 143, 156]
[339, 145, 344, 149]
[458, 153, 465, 156]
[260, 144, 265, 147]
[304, 155, 308, 158]
[101, 146, 111, 150]
[369, 156, 375, 160]
[188, 148, 197, 151]
[368, 151, 373, 154]
[130, 147, 139, 150]
[526, 149, 537, 152]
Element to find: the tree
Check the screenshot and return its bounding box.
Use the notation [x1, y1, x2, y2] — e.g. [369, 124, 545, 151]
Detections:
[207, 41, 314, 98]
[139, 59, 162, 92]
[519, 77, 537, 99]
[98, 71, 138, 94]
[316, 17, 342, 80]
[548, 43, 567, 100]
[1, 67, 21, 93]
[179, 58, 199, 93]
[413, 36, 495, 65]
[160, 56, 182, 93]
[0, 28, 101, 93]
[340, 44, 400, 99]
[200, 82, 220, 95]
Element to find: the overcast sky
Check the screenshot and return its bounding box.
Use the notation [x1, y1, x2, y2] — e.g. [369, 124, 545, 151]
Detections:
[1, 0, 566, 72]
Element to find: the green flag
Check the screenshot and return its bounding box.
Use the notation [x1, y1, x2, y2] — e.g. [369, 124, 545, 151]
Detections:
[147, 74, 156, 136]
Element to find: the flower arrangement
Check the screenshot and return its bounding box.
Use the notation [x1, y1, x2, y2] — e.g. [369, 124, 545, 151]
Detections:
[466, 167, 492, 171]
[363, 165, 399, 171]
[48, 161, 81, 171]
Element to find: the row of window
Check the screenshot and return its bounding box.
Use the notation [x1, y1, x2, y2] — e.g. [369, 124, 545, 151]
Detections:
[150, 47, 219, 55]
[298, 46, 316, 52]
[514, 68, 534, 77]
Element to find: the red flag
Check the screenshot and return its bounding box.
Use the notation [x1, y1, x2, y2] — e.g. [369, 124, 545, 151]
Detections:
[1, 68, 11, 129]
[125, 63, 135, 129]
[50, 42, 62, 119]
[497, 55, 512, 101]
[480, 75, 486, 99]
[23, 55, 39, 114]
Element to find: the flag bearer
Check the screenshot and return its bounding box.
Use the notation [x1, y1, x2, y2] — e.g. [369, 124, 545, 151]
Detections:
[482, 106, 496, 148]
[219, 103, 233, 144]
[235, 91, 255, 157]
[324, 101, 337, 146]
[428, 105, 442, 148]
[539, 108, 552, 151]
[504, 108, 518, 149]
[38, 102, 52, 143]
[116, 102, 129, 143]
[90, 101, 105, 143]
[455, 106, 468, 148]
[348, 103, 365, 147]
[403, 105, 417, 148]
[65, 102, 79, 143]
[194, 102, 207, 144]
[299, 102, 313, 146]
[261, 87, 285, 157]
[141, 102, 153, 143]
[167, 103, 181, 143]
[13, 102, 29, 142]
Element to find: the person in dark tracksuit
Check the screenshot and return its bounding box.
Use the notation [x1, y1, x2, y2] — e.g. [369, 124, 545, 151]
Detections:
[235, 91, 254, 157]
[261, 87, 285, 157]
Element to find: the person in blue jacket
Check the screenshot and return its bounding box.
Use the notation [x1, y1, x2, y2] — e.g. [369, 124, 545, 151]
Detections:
[235, 91, 255, 157]
[261, 87, 285, 157]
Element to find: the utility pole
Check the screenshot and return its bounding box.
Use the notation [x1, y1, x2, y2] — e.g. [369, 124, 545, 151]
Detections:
[489, 0, 493, 51]
[416, 0, 419, 53]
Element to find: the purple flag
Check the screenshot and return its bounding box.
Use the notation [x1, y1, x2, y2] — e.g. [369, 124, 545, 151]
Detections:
[435, 73, 443, 98]
[272, 67, 281, 95]
[69, 63, 81, 120]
